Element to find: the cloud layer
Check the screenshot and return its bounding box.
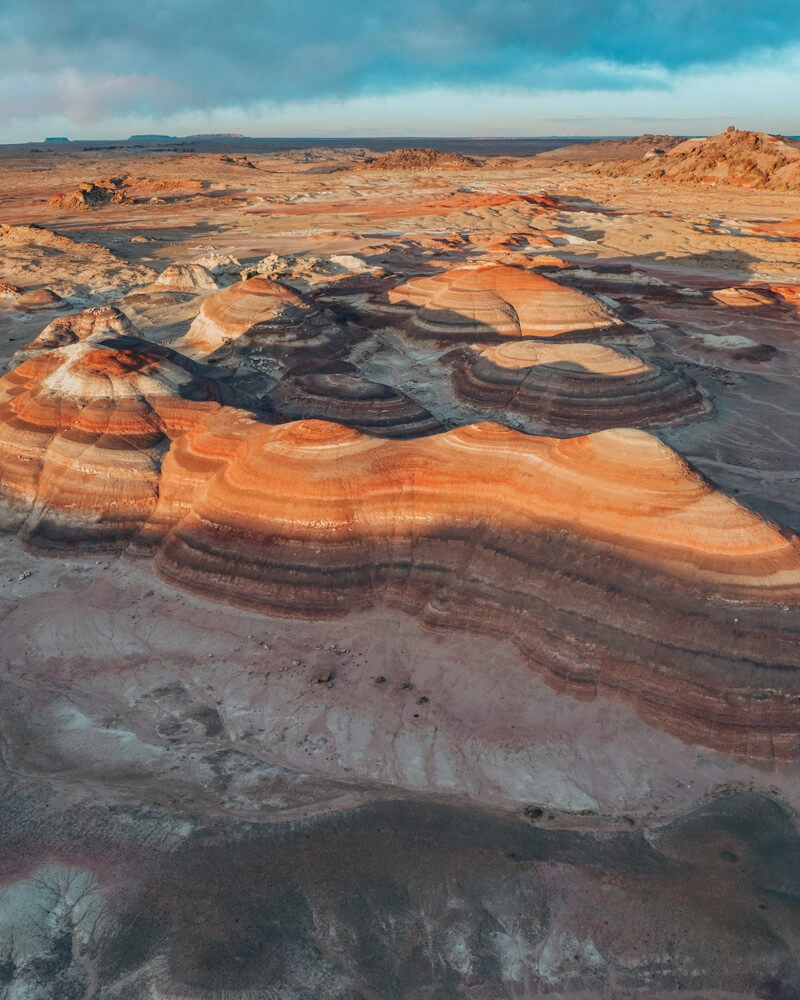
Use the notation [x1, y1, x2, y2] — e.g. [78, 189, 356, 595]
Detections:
[1, 1, 798, 134]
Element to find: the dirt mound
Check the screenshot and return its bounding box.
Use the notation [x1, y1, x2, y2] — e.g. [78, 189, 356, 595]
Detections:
[48, 181, 133, 210]
[596, 128, 800, 189]
[363, 147, 485, 170]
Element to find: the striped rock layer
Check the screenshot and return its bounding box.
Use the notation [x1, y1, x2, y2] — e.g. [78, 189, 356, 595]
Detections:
[449, 340, 712, 433]
[1, 339, 799, 759]
[11, 305, 139, 367]
[172, 275, 349, 366]
[374, 263, 621, 340]
[267, 373, 442, 438]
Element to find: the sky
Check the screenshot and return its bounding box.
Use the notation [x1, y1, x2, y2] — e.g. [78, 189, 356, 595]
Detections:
[1, 0, 799, 141]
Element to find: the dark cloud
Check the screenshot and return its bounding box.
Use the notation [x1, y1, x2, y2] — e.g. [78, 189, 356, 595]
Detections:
[1, 0, 798, 118]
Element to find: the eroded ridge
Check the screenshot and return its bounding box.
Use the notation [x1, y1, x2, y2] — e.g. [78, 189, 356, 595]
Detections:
[1, 314, 799, 760]
[0, 336, 230, 547]
[448, 340, 712, 432]
[267, 372, 442, 437]
[373, 262, 621, 339]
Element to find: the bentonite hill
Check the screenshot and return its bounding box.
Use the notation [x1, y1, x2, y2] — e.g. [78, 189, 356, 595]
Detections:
[1, 128, 800, 998]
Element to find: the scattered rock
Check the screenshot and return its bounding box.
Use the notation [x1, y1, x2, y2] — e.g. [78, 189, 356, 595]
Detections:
[48, 181, 133, 210]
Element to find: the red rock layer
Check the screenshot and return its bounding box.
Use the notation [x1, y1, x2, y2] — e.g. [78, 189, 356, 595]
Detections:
[448, 341, 712, 433]
[172, 275, 350, 366]
[267, 373, 442, 437]
[372, 263, 620, 340]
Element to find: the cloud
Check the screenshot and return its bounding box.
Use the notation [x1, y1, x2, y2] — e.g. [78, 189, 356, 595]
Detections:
[1, 0, 799, 125]
[0, 66, 176, 125]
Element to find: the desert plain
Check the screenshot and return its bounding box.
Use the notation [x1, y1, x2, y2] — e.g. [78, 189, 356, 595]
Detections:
[1, 129, 800, 997]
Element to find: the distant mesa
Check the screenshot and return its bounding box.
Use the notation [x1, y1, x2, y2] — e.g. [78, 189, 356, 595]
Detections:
[373, 262, 620, 340]
[449, 340, 712, 433]
[127, 132, 246, 141]
[267, 373, 442, 438]
[363, 147, 485, 170]
[172, 275, 351, 368]
[186, 132, 247, 140]
[44, 136, 69, 143]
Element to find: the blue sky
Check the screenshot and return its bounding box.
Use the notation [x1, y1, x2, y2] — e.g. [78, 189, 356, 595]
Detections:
[1, 0, 799, 140]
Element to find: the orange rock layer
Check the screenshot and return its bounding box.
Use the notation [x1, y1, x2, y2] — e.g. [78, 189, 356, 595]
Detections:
[374, 263, 620, 339]
[1, 341, 800, 759]
[173, 275, 350, 366]
[148, 418, 800, 759]
[11, 305, 138, 366]
[0, 337, 227, 548]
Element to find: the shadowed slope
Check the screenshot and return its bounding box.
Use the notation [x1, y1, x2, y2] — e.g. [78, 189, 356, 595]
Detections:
[172, 275, 351, 367]
[449, 340, 712, 433]
[267, 372, 442, 437]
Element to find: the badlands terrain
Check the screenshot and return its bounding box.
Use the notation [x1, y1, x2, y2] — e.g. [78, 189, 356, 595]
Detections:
[1, 129, 800, 998]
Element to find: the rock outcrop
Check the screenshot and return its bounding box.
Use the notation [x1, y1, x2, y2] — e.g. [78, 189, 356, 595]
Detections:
[2, 332, 795, 759]
[11, 305, 138, 366]
[0, 336, 229, 549]
[363, 147, 484, 170]
[48, 181, 133, 210]
[597, 128, 800, 190]
[151, 263, 222, 293]
[448, 340, 712, 432]
[13, 288, 66, 312]
[373, 263, 620, 339]
[172, 276, 350, 367]
[267, 373, 442, 437]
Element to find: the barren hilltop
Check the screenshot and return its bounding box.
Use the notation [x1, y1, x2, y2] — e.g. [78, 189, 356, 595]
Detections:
[586, 126, 800, 189]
